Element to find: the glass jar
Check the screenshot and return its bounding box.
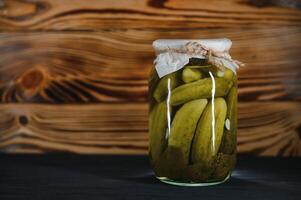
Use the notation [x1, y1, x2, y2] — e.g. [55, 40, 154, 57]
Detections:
[149, 39, 242, 186]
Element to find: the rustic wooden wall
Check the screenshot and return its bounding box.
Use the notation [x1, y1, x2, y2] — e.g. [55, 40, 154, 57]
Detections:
[0, 0, 300, 156]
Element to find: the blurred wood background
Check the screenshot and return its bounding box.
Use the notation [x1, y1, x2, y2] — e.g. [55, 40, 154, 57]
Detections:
[0, 0, 300, 156]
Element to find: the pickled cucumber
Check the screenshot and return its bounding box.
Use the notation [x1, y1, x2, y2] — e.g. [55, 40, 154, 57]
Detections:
[214, 68, 233, 79]
[223, 69, 234, 82]
[182, 67, 203, 83]
[191, 98, 227, 167]
[184, 163, 213, 182]
[154, 146, 186, 179]
[220, 86, 237, 154]
[149, 101, 168, 163]
[149, 67, 160, 111]
[168, 99, 208, 165]
[211, 153, 236, 180]
[153, 72, 180, 102]
[170, 78, 232, 106]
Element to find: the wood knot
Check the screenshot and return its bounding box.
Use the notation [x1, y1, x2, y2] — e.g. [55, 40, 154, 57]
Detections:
[17, 68, 47, 99]
[21, 69, 44, 90]
[19, 115, 28, 126]
[0, 0, 49, 21]
[147, 0, 167, 8]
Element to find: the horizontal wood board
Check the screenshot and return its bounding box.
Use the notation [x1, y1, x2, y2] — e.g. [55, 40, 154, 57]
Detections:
[0, 0, 300, 155]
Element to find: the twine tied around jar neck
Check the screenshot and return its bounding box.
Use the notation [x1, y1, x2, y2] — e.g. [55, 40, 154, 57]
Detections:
[182, 41, 244, 71]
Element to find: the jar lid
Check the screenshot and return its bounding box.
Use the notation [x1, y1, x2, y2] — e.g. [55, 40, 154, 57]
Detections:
[152, 38, 243, 78]
[153, 38, 232, 54]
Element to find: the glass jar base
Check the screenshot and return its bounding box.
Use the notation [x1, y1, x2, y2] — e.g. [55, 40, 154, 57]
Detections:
[156, 174, 230, 187]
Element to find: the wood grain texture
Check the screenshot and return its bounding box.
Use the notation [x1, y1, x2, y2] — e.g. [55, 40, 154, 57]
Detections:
[0, 27, 300, 103]
[0, 0, 300, 30]
[0, 103, 148, 154]
[0, 0, 300, 155]
[0, 102, 300, 156]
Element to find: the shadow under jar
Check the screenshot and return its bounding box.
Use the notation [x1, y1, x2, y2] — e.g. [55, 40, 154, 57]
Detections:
[149, 39, 243, 186]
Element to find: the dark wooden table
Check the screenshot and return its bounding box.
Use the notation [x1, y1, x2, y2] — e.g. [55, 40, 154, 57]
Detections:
[0, 155, 300, 200]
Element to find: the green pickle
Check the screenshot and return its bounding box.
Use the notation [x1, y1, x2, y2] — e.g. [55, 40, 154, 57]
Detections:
[168, 99, 208, 165]
[149, 101, 168, 164]
[149, 61, 237, 186]
[170, 77, 232, 106]
[153, 72, 180, 102]
[191, 98, 227, 167]
[182, 67, 203, 83]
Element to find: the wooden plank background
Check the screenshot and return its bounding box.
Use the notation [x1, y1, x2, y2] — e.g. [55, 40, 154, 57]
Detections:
[0, 0, 300, 156]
